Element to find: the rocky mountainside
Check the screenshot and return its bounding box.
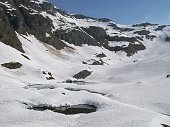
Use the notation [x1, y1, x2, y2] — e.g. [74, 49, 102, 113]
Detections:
[1, 0, 170, 127]
[0, 0, 169, 56]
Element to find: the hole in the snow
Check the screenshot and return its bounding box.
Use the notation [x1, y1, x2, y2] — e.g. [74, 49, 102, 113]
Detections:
[65, 88, 106, 96]
[60, 79, 98, 85]
[26, 104, 97, 115]
[24, 84, 56, 90]
[64, 79, 85, 85]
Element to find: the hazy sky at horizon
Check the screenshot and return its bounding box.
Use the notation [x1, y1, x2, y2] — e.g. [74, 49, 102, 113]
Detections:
[48, 0, 170, 25]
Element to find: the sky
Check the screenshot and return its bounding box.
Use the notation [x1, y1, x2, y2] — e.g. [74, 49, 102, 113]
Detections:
[48, 0, 170, 25]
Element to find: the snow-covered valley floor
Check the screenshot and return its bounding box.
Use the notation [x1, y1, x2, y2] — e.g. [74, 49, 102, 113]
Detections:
[0, 33, 170, 127]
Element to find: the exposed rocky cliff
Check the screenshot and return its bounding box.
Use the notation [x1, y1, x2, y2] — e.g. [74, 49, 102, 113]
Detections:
[0, 0, 169, 56]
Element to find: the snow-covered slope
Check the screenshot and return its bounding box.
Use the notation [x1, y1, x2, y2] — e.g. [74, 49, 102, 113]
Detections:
[0, 0, 170, 127]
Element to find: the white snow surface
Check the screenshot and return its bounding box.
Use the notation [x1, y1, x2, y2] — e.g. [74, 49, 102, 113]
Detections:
[30, 0, 48, 4]
[0, 1, 16, 11]
[0, 28, 170, 127]
[0, 2, 170, 126]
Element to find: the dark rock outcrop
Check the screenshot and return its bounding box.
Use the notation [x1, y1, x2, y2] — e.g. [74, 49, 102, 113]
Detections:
[107, 43, 146, 56]
[134, 30, 150, 35]
[124, 43, 146, 56]
[98, 18, 112, 22]
[146, 35, 156, 41]
[73, 14, 95, 20]
[90, 59, 105, 65]
[0, 8, 25, 52]
[73, 70, 92, 79]
[82, 26, 107, 43]
[0, 0, 68, 52]
[121, 28, 135, 32]
[134, 30, 156, 41]
[42, 71, 55, 80]
[165, 37, 170, 42]
[161, 124, 170, 127]
[54, 29, 99, 46]
[132, 22, 157, 27]
[96, 53, 106, 58]
[1, 62, 22, 69]
[21, 54, 30, 60]
[155, 25, 167, 31]
[106, 36, 139, 43]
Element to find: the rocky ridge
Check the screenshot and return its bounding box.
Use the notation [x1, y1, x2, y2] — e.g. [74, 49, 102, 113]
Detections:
[0, 0, 169, 56]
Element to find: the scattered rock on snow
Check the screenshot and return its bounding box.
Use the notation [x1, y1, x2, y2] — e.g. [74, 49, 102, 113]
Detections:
[42, 71, 55, 80]
[83, 59, 106, 65]
[91, 59, 105, 65]
[21, 54, 30, 60]
[161, 124, 170, 127]
[96, 52, 106, 58]
[46, 76, 55, 80]
[1, 62, 22, 69]
[73, 70, 92, 79]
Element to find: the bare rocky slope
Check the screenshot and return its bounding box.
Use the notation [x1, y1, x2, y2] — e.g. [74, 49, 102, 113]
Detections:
[1, 0, 169, 56]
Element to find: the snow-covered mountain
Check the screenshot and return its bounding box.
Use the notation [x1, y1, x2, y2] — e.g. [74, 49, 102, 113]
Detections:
[0, 0, 170, 127]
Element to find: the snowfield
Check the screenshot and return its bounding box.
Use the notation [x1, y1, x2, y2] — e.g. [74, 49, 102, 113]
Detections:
[0, 28, 170, 127]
